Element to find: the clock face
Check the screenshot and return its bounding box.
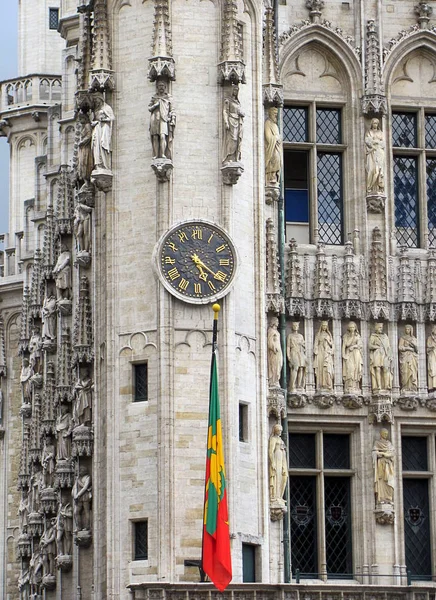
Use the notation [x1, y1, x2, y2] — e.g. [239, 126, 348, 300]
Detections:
[156, 220, 237, 304]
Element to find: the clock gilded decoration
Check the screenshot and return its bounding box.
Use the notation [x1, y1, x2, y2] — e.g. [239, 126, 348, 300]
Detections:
[155, 220, 238, 304]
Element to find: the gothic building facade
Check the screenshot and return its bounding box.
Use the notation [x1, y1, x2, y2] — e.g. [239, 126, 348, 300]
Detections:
[1, 0, 436, 598]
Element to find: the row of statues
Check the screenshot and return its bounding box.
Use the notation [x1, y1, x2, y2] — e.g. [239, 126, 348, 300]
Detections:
[268, 424, 395, 515]
[268, 319, 436, 394]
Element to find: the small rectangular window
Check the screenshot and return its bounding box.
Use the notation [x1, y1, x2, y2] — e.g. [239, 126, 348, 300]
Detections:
[134, 363, 148, 402]
[402, 436, 428, 471]
[49, 8, 59, 30]
[134, 521, 148, 560]
[289, 433, 316, 468]
[238, 403, 248, 442]
[283, 107, 308, 142]
[392, 112, 417, 148]
[316, 109, 341, 145]
[242, 543, 256, 582]
[323, 434, 350, 470]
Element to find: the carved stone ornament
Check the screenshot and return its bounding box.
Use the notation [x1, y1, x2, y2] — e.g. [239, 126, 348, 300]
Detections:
[306, 0, 325, 23]
[28, 512, 44, 538]
[218, 0, 245, 84]
[221, 161, 244, 185]
[395, 395, 419, 411]
[362, 21, 387, 116]
[265, 219, 284, 313]
[263, 0, 283, 107]
[374, 505, 395, 525]
[151, 157, 173, 182]
[72, 424, 94, 457]
[17, 533, 32, 558]
[287, 392, 308, 408]
[55, 459, 75, 488]
[40, 487, 58, 515]
[267, 387, 286, 419]
[369, 395, 393, 424]
[148, 0, 175, 81]
[366, 194, 386, 213]
[73, 276, 94, 365]
[415, 1, 433, 28]
[313, 392, 335, 408]
[342, 393, 365, 409]
[89, 0, 115, 91]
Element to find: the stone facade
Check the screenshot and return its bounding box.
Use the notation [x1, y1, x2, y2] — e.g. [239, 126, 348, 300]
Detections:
[1, 0, 436, 599]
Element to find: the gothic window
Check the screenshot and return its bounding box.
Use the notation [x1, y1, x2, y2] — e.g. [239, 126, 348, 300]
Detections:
[49, 8, 59, 30]
[289, 431, 352, 578]
[133, 520, 148, 560]
[133, 363, 148, 402]
[402, 435, 432, 580]
[392, 111, 436, 248]
[283, 105, 344, 246]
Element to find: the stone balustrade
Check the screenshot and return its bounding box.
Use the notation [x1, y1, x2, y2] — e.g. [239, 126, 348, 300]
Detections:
[0, 75, 62, 113]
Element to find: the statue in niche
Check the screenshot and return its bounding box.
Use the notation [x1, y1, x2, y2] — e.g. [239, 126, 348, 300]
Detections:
[268, 423, 288, 506]
[286, 321, 307, 391]
[56, 502, 73, 556]
[427, 324, 436, 390]
[18, 565, 30, 600]
[365, 118, 385, 195]
[369, 323, 393, 391]
[373, 428, 395, 505]
[267, 316, 282, 387]
[29, 327, 43, 373]
[30, 468, 44, 512]
[29, 544, 43, 588]
[398, 324, 418, 393]
[18, 494, 29, 532]
[42, 294, 57, 343]
[149, 80, 176, 160]
[91, 93, 115, 171]
[264, 106, 282, 186]
[77, 111, 94, 184]
[40, 518, 57, 576]
[73, 370, 93, 427]
[73, 465, 92, 531]
[53, 244, 71, 302]
[41, 438, 55, 487]
[342, 321, 363, 393]
[222, 85, 244, 164]
[74, 203, 92, 254]
[56, 405, 72, 460]
[313, 321, 334, 391]
[20, 358, 33, 405]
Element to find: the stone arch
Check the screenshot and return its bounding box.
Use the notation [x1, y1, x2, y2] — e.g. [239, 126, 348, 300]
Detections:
[383, 30, 436, 91]
[16, 135, 36, 152]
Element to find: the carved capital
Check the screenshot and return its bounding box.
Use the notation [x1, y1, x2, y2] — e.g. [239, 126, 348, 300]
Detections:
[148, 56, 176, 82]
[151, 157, 173, 182]
[263, 84, 284, 108]
[221, 162, 244, 185]
[361, 95, 387, 116]
[218, 61, 246, 85]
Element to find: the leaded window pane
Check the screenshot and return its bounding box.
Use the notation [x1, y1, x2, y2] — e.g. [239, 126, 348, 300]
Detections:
[283, 107, 308, 143]
[392, 113, 417, 148]
[425, 114, 436, 149]
[324, 477, 352, 576]
[427, 158, 436, 247]
[403, 479, 431, 579]
[49, 8, 59, 30]
[394, 156, 418, 248]
[134, 521, 148, 560]
[323, 434, 350, 470]
[289, 476, 317, 576]
[289, 433, 316, 468]
[316, 109, 341, 145]
[402, 437, 428, 471]
[134, 363, 148, 402]
[317, 153, 343, 245]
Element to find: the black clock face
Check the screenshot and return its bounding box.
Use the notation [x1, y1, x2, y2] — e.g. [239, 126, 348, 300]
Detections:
[158, 221, 237, 303]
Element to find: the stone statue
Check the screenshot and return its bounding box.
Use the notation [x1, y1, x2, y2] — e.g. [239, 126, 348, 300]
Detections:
[30, 469, 43, 512]
[20, 358, 33, 405]
[264, 107, 282, 185]
[342, 321, 363, 393]
[41, 438, 55, 487]
[29, 327, 43, 373]
[56, 502, 73, 556]
[74, 203, 92, 253]
[18, 495, 29, 531]
[56, 405, 72, 460]
[53, 244, 71, 302]
[286, 321, 307, 391]
[369, 323, 393, 391]
[77, 111, 94, 184]
[398, 324, 418, 393]
[268, 424, 288, 505]
[267, 316, 282, 387]
[313, 321, 334, 391]
[149, 80, 176, 160]
[29, 544, 43, 588]
[373, 428, 394, 505]
[73, 465, 92, 531]
[42, 294, 57, 342]
[73, 370, 93, 427]
[91, 93, 115, 171]
[40, 519, 57, 576]
[365, 118, 385, 195]
[427, 324, 436, 390]
[222, 85, 244, 163]
[18, 565, 30, 600]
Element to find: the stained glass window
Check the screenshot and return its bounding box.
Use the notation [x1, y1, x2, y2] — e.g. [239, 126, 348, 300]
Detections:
[290, 476, 317, 576]
[317, 153, 343, 245]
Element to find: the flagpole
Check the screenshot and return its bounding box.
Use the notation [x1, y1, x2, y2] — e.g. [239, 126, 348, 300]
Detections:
[212, 303, 220, 353]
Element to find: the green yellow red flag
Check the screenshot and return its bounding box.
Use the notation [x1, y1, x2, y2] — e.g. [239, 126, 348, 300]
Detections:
[201, 304, 232, 591]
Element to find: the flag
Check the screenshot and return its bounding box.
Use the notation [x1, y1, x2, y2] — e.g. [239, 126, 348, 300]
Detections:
[201, 305, 232, 591]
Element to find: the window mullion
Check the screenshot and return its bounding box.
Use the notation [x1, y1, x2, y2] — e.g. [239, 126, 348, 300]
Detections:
[418, 110, 428, 248]
[310, 146, 318, 244]
[317, 432, 327, 581]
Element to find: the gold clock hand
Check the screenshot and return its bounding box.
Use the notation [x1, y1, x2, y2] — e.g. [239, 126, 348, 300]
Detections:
[191, 254, 217, 277]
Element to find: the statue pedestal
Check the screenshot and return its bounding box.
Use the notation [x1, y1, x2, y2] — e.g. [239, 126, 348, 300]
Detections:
[57, 299, 72, 316]
[20, 403, 32, 418]
[395, 394, 419, 411]
[56, 554, 73, 572]
[91, 167, 113, 192]
[287, 390, 307, 408]
[313, 391, 335, 408]
[374, 502, 395, 525]
[221, 161, 244, 185]
[343, 393, 364, 409]
[366, 193, 386, 213]
[265, 185, 280, 204]
[75, 529, 92, 548]
[42, 574, 56, 590]
[151, 157, 173, 182]
[75, 250, 91, 268]
[270, 499, 287, 522]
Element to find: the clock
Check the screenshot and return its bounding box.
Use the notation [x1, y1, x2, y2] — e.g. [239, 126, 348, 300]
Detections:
[154, 220, 238, 304]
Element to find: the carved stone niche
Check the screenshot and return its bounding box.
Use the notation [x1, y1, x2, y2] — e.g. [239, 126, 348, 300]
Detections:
[27, 512, 44, 537]
[267, 388, 286, 419]
[40, 488, 58, 514]
[72, 424, 94, 457]
[374, 503, 395, 525]
[17, 533, 32, 558]
[55, 459, 75, 488]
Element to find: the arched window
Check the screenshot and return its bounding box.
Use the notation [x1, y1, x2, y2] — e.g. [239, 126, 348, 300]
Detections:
[24, 80, 32, 101]
[51, 79, 62, 102]
[39, 79, 50, 101]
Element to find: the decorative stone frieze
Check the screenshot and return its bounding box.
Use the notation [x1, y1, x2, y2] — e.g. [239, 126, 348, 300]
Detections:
[266, 219, 284, 314]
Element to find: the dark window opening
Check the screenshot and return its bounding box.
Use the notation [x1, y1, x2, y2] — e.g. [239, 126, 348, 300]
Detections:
[289, 433, 316, 469]
[242, 543, 256, 582]
[402, 437, 428, 471]
[239, 403, 248, 442]
[284, 150, 309, 225]
[49, 8, 59, 30]
[323, 434, 350, 470]
[394, 156, 419, 248]
[403, 479, 431, 579]
[289, 476, 317, 576]
[325, 477, 352, 577]
[134, 521, 148, 561]
[134, 363, 148, 402]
